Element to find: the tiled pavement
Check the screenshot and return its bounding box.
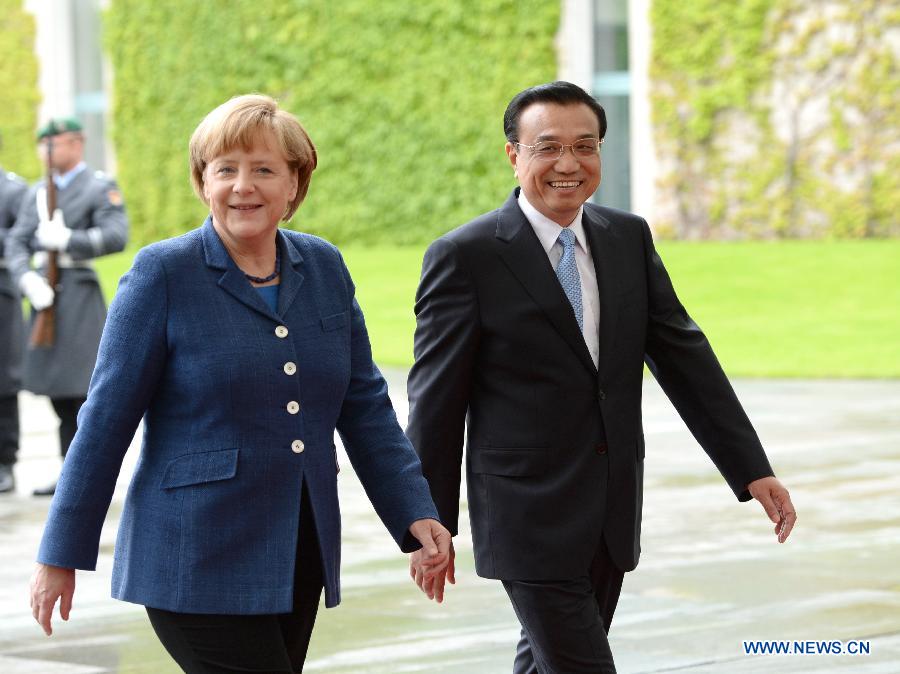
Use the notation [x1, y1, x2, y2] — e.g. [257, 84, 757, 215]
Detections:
[2, 374, 899, 673]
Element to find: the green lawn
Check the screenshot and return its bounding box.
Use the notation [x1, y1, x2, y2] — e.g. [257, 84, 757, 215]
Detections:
[652, 241, 899, 378]
[94, 240, 899, 378]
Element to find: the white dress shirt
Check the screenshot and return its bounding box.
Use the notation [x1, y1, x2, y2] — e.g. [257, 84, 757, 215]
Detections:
[517, 191, 600, 368]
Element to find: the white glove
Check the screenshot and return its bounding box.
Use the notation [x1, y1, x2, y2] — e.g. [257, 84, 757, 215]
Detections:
[35, 208, 72, 252]
[19, 271, 55, 311]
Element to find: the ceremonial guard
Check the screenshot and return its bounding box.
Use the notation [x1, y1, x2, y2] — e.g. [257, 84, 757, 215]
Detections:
[6, 118, 128, 495]
[0, 145, 29, 494]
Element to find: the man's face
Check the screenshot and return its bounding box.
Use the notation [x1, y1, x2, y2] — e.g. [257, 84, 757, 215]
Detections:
[38, 132, 84, 173]
[505, 102, 602, 226]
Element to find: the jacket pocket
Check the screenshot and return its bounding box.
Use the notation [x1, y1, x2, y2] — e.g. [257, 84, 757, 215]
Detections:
[321, 310, 349, 332]
[160, 448, 239, 489]
[469, 448, 553, 477]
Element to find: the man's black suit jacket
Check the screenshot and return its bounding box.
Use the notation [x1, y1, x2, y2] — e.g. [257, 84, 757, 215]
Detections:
[406, 188, 774, 579]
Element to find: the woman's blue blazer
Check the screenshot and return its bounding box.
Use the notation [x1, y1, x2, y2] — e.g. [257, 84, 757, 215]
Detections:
[37, 217, 438, 614]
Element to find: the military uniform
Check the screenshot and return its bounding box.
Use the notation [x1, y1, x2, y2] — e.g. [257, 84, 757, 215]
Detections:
[7, 168, 129, 397]
[6, 119, 128, 494]
[0, 169, 28, 489]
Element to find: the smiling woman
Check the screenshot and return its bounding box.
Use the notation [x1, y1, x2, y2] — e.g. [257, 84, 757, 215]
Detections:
[28, 94, 452, 674]
[200, 136, 299, 278]
[188, 96, 314, 283]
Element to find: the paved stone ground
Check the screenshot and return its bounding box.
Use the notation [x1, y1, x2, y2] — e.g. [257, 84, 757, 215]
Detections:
[1, 374, 899, 673]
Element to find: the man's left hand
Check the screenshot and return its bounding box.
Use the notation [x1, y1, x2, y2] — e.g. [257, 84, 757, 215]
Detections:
[747, 476, 796, 543]
[408, 518, 454, 602]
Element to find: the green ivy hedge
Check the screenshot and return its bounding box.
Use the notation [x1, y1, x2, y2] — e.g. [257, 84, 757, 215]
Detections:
[650, 0, 899, 238]
[0, 1, 40, 180]
[104, 0, 558, 245]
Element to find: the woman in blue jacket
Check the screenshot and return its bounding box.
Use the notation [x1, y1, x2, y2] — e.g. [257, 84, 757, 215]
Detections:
[29, 94, 450, 673]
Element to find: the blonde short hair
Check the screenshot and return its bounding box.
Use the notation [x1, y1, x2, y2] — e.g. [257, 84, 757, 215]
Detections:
[189, 94, 317, 221]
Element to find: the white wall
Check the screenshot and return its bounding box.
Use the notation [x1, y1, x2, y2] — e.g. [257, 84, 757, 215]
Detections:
[25, 0, 77, 123]
[627, 0, 655, 225]
[557, 0, 595, 92]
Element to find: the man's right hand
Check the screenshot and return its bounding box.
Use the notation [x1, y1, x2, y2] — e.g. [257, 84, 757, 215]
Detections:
[19, 271, 55, 311]
[30, 563, 76, 636]
[35, 209, 73, 252]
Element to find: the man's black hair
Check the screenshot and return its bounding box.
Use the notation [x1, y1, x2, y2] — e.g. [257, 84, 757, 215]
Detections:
[503, 81, 607, 143]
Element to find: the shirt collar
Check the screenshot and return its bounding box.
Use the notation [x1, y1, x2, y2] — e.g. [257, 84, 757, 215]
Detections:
[54, 161, 87, 190]
[517, 190, 587, 254]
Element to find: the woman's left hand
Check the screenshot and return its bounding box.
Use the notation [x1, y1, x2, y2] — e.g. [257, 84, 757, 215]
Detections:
[408, 518, 454, 602]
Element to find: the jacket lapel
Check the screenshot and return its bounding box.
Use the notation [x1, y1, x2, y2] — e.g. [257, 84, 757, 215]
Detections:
[201, 216, 282, 322]
[494, 189, 597, 375]
[582, 206, 622, 382]
[275, 230, 305, 316]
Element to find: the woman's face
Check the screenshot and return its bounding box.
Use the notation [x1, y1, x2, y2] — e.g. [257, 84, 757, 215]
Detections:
[203, 130, 299, 247]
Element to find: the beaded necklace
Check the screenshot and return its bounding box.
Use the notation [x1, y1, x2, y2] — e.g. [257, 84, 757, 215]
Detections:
[244, 245, 281, 284]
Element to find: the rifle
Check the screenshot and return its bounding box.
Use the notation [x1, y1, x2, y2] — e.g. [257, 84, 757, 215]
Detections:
[29, 135, 59, 348]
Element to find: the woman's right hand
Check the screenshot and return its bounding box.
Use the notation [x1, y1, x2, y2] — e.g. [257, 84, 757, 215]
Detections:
[30, 562, 76, 635]
[408, 518, 454, 603]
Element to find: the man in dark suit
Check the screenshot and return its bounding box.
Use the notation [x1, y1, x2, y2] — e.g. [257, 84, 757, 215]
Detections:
[406, 81, 796, 673]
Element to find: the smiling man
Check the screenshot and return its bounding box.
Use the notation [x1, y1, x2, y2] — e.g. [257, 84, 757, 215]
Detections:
[406, 81, 796, 673]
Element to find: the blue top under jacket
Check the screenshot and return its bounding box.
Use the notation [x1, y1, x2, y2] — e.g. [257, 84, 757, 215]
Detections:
[37, 217, 438, 614]
[255, 283, 279, 313]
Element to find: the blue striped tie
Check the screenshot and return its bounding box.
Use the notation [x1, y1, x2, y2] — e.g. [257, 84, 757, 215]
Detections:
[556, 228, 583, 331]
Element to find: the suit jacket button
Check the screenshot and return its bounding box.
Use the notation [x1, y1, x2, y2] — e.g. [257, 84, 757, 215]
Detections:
[283, 361, 297, 375]
[275, 325, 289, 338]
[598, 390, 607, 401]
[595, 443, 608, 455]
[287, 401, 300, 414]
[291, 440, 305, 453]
